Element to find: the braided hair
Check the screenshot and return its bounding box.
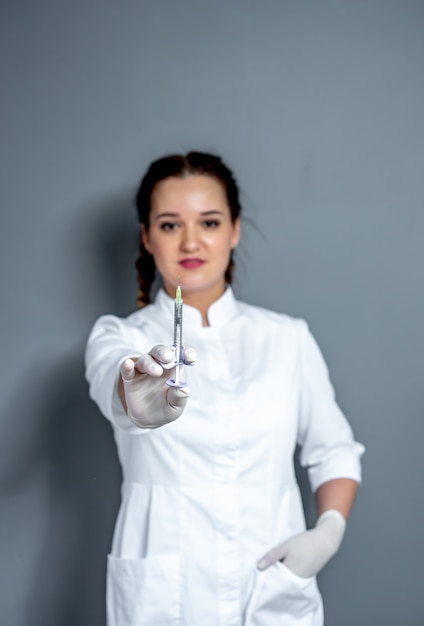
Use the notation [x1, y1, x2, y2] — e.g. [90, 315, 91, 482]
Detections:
[134, 151, 242, 308]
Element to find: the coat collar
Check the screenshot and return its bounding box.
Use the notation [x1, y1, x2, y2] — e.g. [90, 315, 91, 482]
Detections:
[154, 287, 239, 330]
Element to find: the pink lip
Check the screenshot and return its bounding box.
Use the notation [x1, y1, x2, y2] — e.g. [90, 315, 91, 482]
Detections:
[179, 258, 205, 269]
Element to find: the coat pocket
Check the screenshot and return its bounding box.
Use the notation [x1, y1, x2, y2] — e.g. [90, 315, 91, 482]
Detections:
[245, 563, 323, 626]
[107, 553, 182, 626]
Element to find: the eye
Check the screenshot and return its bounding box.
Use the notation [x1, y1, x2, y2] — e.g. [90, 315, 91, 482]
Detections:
[202, 219, 220, 229]
[159, 222, 179, 231]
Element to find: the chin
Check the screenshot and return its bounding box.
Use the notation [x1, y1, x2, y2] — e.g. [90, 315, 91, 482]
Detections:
[183, 280, 226, 296]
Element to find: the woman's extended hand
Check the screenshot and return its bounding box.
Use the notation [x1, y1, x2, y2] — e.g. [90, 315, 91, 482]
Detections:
[257, 510, 346, 578]
[120, 344, 197, 429]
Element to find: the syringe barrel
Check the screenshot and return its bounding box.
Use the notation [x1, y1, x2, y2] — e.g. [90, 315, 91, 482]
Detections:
[173, 299, 183, 363]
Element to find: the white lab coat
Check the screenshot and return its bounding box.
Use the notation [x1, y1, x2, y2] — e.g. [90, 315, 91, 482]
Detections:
[85, 288, 364, 626]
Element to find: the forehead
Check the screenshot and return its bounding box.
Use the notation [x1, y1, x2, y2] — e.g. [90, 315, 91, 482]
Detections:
[151, 175, 228, 212]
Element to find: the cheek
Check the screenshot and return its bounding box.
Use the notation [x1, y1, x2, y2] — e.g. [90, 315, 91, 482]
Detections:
[153, 246, 171, 267]
[148, 234, 172, 259]
[205, 230, 235, 250]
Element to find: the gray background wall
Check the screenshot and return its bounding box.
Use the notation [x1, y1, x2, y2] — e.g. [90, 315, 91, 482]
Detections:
[1, 1, 423, 624]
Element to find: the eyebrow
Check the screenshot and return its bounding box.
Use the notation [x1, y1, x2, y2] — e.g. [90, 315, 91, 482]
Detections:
[154, 210, 225, 220]
[154, 212, 179, 220]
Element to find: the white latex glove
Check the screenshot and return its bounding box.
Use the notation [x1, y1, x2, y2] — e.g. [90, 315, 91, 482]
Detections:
[120, 344, 197, 429]
[257, 510, 346, 578]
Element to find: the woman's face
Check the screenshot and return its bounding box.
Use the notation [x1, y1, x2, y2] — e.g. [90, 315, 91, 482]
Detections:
[142, 174, 240, 305]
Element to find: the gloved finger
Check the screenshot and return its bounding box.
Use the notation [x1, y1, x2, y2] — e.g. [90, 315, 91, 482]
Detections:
[182, 345, 197, 365]
[160, 345, 197, 370]
[134, 354, 163, 377]
[166, 385, 191, 411]
[120, 358, 137, 382]
[149, 344, 174, 365]
[257, 542, 289, 570]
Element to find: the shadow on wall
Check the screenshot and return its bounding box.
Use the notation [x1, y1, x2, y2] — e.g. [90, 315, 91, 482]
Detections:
[80, 189, 142, 319]
[27, 195, 143, 625]
[0, 193, 146, 625]
[39, 355, 121, 626]
[0, 350, 121, 626]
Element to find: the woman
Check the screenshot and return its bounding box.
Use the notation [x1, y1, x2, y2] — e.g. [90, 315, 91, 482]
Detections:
[85, 151, 364, 626]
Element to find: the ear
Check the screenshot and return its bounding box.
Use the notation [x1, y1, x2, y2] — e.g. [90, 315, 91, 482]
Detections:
[231, 217, 241, 249]
[141, 224, 151, 253]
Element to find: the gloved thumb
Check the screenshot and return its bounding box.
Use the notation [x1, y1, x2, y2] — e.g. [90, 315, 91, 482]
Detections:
[166, 385, 191, 411]
[257, 541, 289, 570]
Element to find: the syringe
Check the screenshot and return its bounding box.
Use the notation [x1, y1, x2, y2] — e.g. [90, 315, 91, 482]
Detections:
[166, 285, 188, 388]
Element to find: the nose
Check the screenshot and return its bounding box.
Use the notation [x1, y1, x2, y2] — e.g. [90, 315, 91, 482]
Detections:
[180, 225, 201, 253]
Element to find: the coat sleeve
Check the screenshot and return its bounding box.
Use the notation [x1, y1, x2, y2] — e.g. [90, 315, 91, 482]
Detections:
[296, 320, 365, 492]
[84, 314, 149, 433]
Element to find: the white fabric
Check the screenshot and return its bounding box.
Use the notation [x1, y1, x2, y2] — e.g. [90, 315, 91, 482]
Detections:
[85, 287, 365, 626]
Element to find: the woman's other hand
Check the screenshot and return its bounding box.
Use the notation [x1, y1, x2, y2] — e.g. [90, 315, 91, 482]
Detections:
[256, 510, 346, 578]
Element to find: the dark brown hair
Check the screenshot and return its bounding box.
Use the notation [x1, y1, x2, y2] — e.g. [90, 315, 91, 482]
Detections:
[135, 151, 242, 308]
